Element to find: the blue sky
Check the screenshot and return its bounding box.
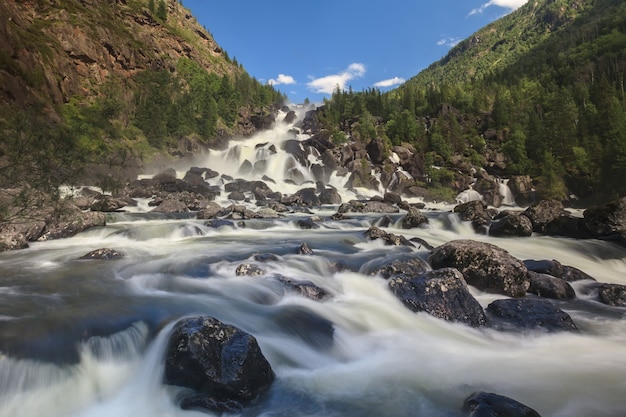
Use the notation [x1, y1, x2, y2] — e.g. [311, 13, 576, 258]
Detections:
[183, 0, 528, 103]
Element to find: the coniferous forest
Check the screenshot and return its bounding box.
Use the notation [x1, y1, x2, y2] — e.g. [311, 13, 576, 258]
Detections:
[317, 0, 626, 204]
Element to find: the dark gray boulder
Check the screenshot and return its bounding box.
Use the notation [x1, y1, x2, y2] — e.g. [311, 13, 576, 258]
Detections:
[365, 226, 414, 247]
[489, 212, 533, 237]
[79, 248, 124, 260]
[276, 275, 330, 301]
[235, 263, 265, 276]
[561, 265, 596, 282]
[163, 316, 275, 412]
[428, 240, 530, 297]
[583, 197, 626, 243]
[319, 187, 342, 205]
[453, 200, 492, 233]
[401, 206, 429, 229]
[582, 283, 626, 307]
[522, 200, 565, 233]
[371, 257, 431, 279]
[389, 268, 487, 327]
[486, 298, 578, 332]
[527, 271, 576, 300]
[523, 259, 564, 277]
[463, 391, 541, 417]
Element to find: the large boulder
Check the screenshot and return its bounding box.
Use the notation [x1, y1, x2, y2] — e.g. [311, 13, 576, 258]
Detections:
[522, 200, 565, 233]
[388, 268, 487, 327]
[428, 240, 530, 297]
[486, 298, 578, 332]
[365, 226, 413, 247]
[507, 175, 535, 207]
[401, 206, 429, 229]
[581, 283, 626, 307]
[463, 391, 541, 417]
[489, 212, 533, 237]
[583, 197, 626, 241]
[163, 316, 275, 412]
[453, 200, 492, 233]
[527, 271, 576, 300]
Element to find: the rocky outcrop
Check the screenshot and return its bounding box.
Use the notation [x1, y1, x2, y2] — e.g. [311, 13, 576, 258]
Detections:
[489, 211, 533, 237]
[522, 200, 566, 233]
[389, 268, 487, 327]
[486, 298, 578, 332]
[401, 206, 429, 229]
[163, 316, 275, 413]
[429, 240, 530, 297]
[462, 391, 542, 417]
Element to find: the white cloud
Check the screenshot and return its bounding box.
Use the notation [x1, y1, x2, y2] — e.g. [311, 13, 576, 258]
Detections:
[306, 63, 366, 95]
[373, 76, 406, 88]
[437, 36, 462, 48]
[469, 0, 527, 16]
[268, 74, 296, 86]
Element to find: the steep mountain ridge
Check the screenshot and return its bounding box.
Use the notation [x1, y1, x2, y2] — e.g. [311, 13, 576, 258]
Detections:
[0, 0, 230, 110]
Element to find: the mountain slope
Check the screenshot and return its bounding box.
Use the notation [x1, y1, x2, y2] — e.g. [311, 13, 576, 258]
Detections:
[404, 0, 595, 88]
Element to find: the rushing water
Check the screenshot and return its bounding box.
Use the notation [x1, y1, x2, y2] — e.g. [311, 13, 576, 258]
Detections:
[1, 112, 626, 417]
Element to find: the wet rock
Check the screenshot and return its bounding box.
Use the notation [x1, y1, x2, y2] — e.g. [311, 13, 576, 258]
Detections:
[462, 391, 542, 417]
[294, 188, 321, 207]
[543, 215, 589, 239]
[561, 265, 596, 282]
[319, 187, 342, 205]
[372, 257, 431, 279]
[523, 200, 565, 233]
[583, 197, 626, 242]
[488, 212, 533, 237]
[38, 210, 106, 242]
[255, 207, 281, 218]
[527, 271, 576, 300]
[276, 275, 330, 301]
[235, 263, 265, 276]
[204, 219, 235, 229]
[453, 200, 492, 232]
[383, 191, 403, 205]
[253, 253, 279, 263]
[297, 218, 321, 230]
[197, 202, 223, 219]
[507, 175, 535, 207]
[79, 248, 124, 260]
[429, 240, 530, 297]
[389, 268, 488, 327]
[227, 191, 246, 201]
[365, 226, 414, 247]
[150, 198, 189, 213]
[486, 298, 578, 332]
[401, 206, 429, 229]
[523, 259, 563, 277]
[366, 137, 386, 165]
[163, 316, 275, 412]
[582, 283, 626, 307]
[298, 242, 314, 255]
[90, 196, 131, 212]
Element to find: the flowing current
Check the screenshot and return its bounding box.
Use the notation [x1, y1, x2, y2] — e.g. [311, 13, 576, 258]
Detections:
[1, 110, 626, 417]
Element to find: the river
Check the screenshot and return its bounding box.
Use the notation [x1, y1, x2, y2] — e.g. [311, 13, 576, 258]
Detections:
[0, 110, 625, 417]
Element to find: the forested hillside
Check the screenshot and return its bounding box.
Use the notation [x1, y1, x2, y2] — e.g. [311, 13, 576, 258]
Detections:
[0, 0, 284, 218]
[317, 0, 626, 204]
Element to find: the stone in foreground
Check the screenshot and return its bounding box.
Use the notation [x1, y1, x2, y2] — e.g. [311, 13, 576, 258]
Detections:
[463, 391, 541, 417]
[163, 316, 275, 412]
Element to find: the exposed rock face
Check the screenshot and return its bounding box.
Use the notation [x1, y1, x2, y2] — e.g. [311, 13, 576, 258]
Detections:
[163, 316, 275, 412]
[389, 268, 488, 327]
[0, 0, 229, 109]
[429, 240, 530, 297]
[463, 391, 542, 417]
[486, 298, 578, 332]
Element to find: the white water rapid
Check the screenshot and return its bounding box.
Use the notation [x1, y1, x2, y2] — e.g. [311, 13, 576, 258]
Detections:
[1, 111, 625, 417]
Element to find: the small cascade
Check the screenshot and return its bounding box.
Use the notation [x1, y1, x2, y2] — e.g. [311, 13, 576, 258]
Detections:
[498, 178, 516, 206]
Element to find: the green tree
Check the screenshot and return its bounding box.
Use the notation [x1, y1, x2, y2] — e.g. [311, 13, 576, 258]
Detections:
[148, 0, 155, 13]
[157, 0, 167, 21]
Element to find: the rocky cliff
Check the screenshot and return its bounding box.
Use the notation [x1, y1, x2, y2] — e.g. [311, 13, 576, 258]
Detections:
[0, 0, 231, 111]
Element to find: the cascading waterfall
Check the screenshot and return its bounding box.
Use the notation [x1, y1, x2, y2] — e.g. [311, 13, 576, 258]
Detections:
[1, 110, 626, 417]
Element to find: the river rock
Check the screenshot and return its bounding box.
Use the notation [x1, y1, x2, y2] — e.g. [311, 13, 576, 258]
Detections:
[365, 226, 414, 247]
[523, 259, 563, 277]
[581, 283, 626, 307]
[196, 202, 223, 219]
[428, 240, 530, 297]
[507, 175, 535, 207]
[522, 200, 565, 233]
[371, 257, 431, 279]
[583, 197, 626, 241]
[561, 265, 596, 282]
[298, 242, 314, 255]
[79, 248, 124, 260]
[527, 271, 576, 300]
[453, 200, 492, 232]
[276, 275, 330, 300]
[90, 195, 131, 212]
[38, 209, 106, 241]
[235, 263, 265, 276]
[149, 198, 189, 213]
[489, 212, 533, 237]
[319, 187, 342, 205]
[163, 316, 275, 412]
[462, 391, 541, 417]
[389, 268, 487, 327]
[401, 206, 429, 229]
[486, 298, 578, 332]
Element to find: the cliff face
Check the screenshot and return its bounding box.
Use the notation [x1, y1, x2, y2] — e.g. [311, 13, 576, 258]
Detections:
[0, 0, 232, 111]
